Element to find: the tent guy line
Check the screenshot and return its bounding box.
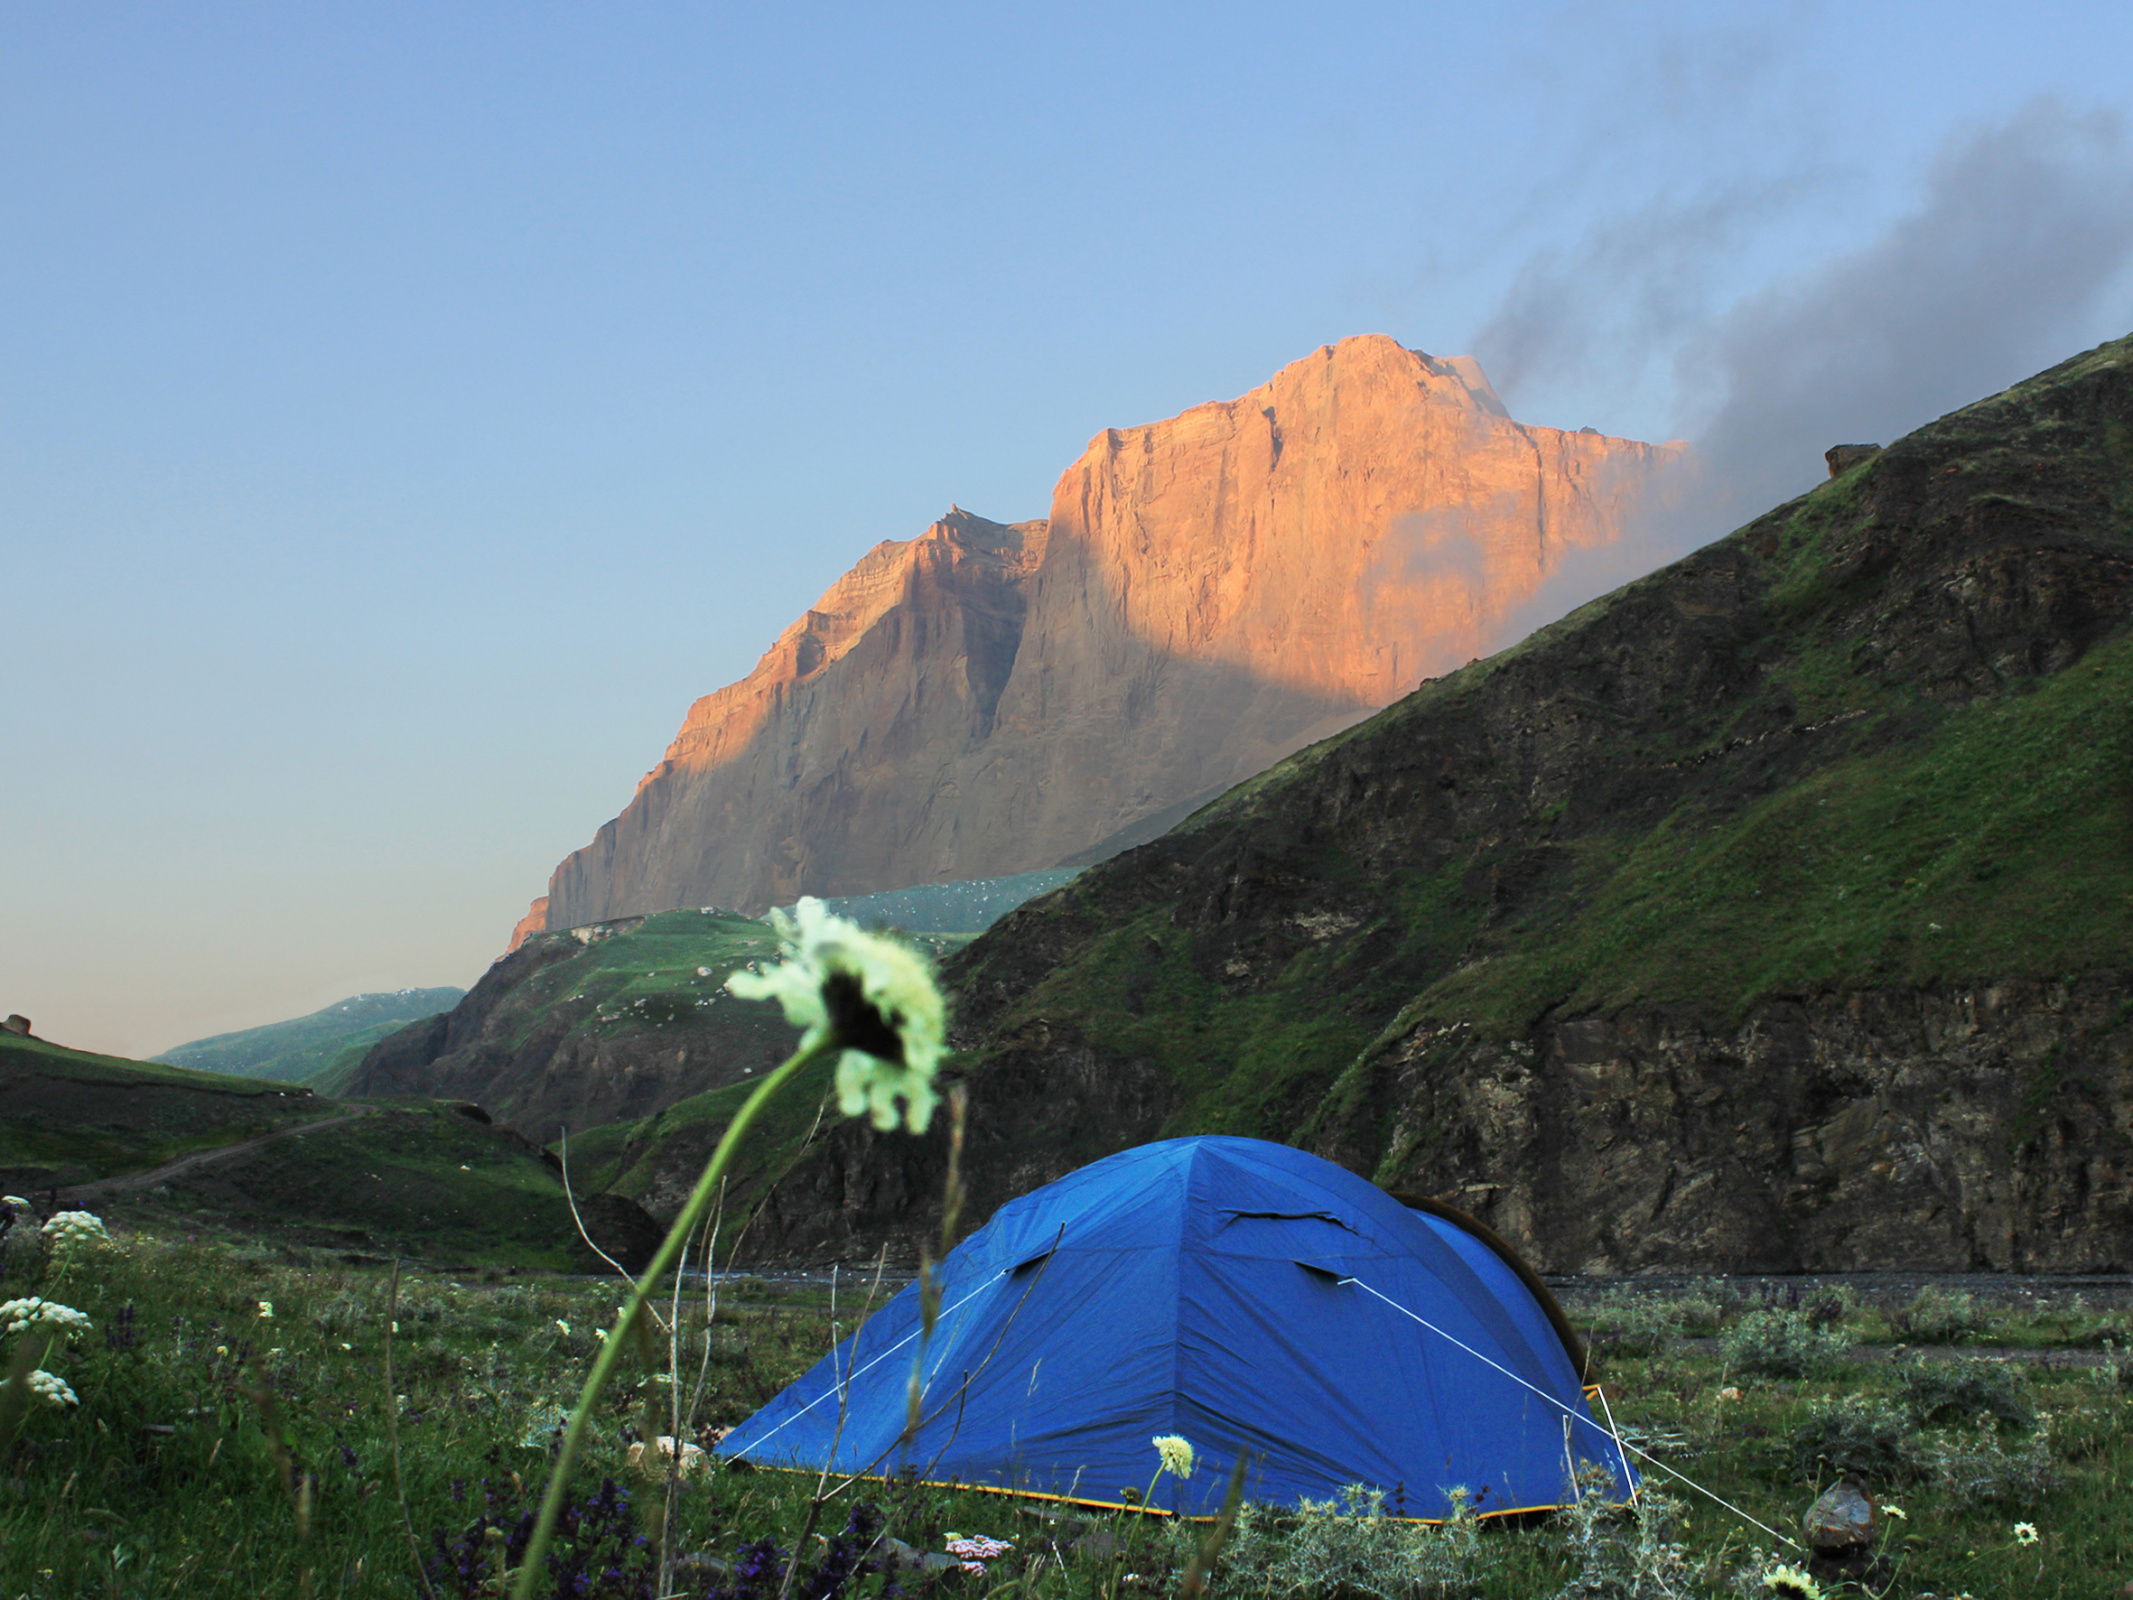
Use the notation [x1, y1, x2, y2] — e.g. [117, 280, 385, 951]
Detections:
[737, 1265, 1017, 1456]
[1343, 1275, 1801, 1551]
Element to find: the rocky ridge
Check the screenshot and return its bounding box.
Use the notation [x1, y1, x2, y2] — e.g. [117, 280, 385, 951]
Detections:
[532, 337, 1669, 933]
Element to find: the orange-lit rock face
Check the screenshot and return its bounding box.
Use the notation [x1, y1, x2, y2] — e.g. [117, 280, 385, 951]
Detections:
[538, 336, 1670, 931]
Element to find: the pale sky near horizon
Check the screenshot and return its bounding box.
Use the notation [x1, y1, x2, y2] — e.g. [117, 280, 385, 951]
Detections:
[8, 2, 2133, 1058]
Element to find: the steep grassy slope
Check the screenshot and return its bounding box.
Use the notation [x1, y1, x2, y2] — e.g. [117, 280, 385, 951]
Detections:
[682, 333, 2133, 1272]
[155, 987, 465, 1084]
[0, 1033, 325, 1191]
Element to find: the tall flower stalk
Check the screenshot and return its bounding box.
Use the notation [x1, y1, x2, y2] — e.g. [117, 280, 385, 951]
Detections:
[511, 899, 946, 1600]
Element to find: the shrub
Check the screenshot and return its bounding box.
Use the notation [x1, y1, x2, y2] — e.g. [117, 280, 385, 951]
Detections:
[1896, 1356, 2034, 1430]
[2092, 1340, 2133, 1391]
[1171, 1484, 1487, 1599]
[1587, 1293, 1686, 1358]
[1722, 1310, 1851, 1379]
[1920, 1419, 2061, 1506]
[1669, 1285, 1734, 1339]
[1888, 1286, 1990, 1345]
[1787, 1395, 1916, 1483]
[1553, 1477, 1705, 1599]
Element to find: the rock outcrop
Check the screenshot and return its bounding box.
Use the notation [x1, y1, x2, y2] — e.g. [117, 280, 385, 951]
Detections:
[532, 337, 1670, 932]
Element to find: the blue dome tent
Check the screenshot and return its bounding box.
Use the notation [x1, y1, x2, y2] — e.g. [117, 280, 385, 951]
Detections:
[718, 1136, 1634, 1518]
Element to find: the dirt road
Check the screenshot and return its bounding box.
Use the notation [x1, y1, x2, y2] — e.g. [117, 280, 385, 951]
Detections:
[55, 1103, 381, 1204]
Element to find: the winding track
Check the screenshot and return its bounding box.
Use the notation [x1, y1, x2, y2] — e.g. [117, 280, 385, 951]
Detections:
[55, 1102, 382, 1204]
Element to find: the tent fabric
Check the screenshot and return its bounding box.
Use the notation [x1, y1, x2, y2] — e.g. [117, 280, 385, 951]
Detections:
[718, 1136, 1634, 1518]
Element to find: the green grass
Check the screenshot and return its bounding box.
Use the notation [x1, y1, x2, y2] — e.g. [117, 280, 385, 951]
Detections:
[137, 1106, 590, 1271]
[5, 1225, 2129, 1598]
[1414, 623, 2133, 1034]
[0, 1035, 326, 1188]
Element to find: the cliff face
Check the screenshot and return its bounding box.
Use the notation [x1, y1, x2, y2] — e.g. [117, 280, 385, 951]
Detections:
[538, 337, 1669, 929]
[677, 332, 2133, 1273]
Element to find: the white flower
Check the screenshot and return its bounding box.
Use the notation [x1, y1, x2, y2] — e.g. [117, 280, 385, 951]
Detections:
[726, 898, 946, 1133]
[256, 1301, 274, 1320]
[0, 1298, 93, 1339]
[1759, 1562, 1825, 1600]
[1152, 1434, 1195, 1480]
[555, 1319, 571, 1336]
[1760, 1563, 1824, 1599]
[26, 1369, 78, 1408]
[1881, 1503, 1907, 1520]
[43, 1210, 110, 1257]
[1, 1195, 29, 1210]
[2013, 1521, 2039, 1545]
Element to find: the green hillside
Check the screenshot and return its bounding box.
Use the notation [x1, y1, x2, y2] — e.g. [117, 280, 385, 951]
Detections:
[154, 986, 466, 1084]
[0, 1032, 326, 1191]
[140, 1102, 590, 1269]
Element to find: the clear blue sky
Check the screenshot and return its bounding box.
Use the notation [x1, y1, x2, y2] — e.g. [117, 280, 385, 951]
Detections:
[8, 2, 2133, 1057]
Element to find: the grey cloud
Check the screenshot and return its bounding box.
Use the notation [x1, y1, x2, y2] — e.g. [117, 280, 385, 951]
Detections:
[1467, 98, 2133, 657]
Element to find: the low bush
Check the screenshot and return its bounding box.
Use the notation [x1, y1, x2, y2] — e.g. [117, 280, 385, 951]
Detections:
[1787, 1395, 1917, 1483]
[1586, 1294, 1685, 1358]
[1897, 1356, 2035, 1430]
[1920, 1419, 2062, 1506]
[1722, 1309, 1851, 1379]
[1888, 1286, 1991, 1345]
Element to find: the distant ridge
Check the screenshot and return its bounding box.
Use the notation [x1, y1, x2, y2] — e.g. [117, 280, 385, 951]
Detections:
[156, 988, 466, 1088]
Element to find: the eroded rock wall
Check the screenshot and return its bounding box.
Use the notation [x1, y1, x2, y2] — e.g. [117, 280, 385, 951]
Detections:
[536, 337, 1667, 930]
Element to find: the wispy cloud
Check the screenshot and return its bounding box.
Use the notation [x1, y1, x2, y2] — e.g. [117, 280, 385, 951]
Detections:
[1466, 98, 2133, 654]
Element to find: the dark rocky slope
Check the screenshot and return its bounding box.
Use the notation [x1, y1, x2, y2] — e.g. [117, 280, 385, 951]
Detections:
[350, 913, 802, 1142]
[713, 333, 2133, 1273]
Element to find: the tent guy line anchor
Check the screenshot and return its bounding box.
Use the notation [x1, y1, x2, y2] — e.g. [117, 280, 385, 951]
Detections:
[1340, 1275, 1801, 1552]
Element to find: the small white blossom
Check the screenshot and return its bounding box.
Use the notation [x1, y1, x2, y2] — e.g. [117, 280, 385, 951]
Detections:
[26, 1369, 78, 1408]
[726, 898, 946, 1132]
[2013, 1522, 2039, 1545]
[256, 1301, 274, 1320]
[1152, 1434, 1195, 1480]
[555, 1319, 571, 1336]
[0, 1298, 93, 1339]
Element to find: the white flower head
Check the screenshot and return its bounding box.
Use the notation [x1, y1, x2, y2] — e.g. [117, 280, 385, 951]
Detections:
[726, 898, 946, 1132]
[2013, 1521, 2039, 1545]
[0, 1298, 93, 1340]
[43, 1210, 110, 1258]
[1152, 1434, 1195, 1480]
[555, 1319, 571, 1336]
[1761, 1563, 1824, 1599]
[26, 1369, 78, 1408]
[1, 1195, 29, 1211]
[256, 1300, 274, 1319]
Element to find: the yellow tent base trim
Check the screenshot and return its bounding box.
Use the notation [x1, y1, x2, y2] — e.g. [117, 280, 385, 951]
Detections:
[734, 1463, 1596, 1525]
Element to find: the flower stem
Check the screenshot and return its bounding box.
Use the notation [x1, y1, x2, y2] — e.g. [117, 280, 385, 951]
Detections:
[511, 1035, 838, 1600]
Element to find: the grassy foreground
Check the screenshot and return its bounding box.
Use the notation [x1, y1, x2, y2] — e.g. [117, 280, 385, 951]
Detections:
[4, 1212, 2131, 1598]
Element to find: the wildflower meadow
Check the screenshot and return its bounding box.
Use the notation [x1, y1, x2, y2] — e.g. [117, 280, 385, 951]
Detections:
[4, 908, 2131, 1597]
